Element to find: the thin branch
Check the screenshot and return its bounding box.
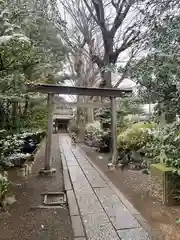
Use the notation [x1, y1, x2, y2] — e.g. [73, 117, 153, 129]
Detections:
[56, 73, 77, 82]
[111, 0, 133, 37]
[82, 0, 99, 25]
[111, 0, 121, 11]
[91, 0, 106, 32]
[114, 50, 137, 88]
[112, 30, 140, 63]
[111, 0, 118, 9]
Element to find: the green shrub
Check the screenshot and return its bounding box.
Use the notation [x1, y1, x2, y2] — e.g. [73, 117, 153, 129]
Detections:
[117, 122, 155, 151]
[0, 130, 45, 167]
[85, 121, 101, 132]
[94, 128, 111, 151]
[117, 118, 131, 134]
[85, 121, 102, 146]
[117, 127, 151, 151]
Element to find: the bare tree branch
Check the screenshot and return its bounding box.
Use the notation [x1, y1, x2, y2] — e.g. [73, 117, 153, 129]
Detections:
[57, 0, 151, 88]
[111, 0, 119, 10]
[82, 0, 99, 26]
[56, 73, 77, 82]
[114, 49, 137, 88]
[91, 0, 106, 32]
[111, 30, 140, 63]
[111, 0, 133, 37]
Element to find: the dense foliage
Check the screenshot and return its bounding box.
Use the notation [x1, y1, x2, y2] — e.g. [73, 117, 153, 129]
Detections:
[125, 14, 180, 122]
[0, 0, 68, 132]
[117, 123, 153, 151]
[0, 130, 45, 168]
[84, 98, 144, 151]
[145, 123, 180, 174]
[116, 121, 180, 175]
[95, 98, 144, 128]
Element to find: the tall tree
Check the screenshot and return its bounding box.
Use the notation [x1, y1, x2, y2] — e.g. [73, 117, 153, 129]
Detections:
[0, 0, 68, 130]
[58, 0, 154, 88]
[0, 1, 35, 129]
[6, 0, 68, 80]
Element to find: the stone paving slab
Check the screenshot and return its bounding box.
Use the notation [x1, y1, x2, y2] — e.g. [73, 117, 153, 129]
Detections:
[75, 191, 104, 216]
[67, 190, 79, 216]
[67, 161, 79, 166]
[79, 162, 94, 170]
[72, 152, 87, 162]
[63, 169, 73, 191]
[59, 134, 153, 240]
[71, 215, 86, 238]
[64, 155, 78, 162]
[68, 166, 90, 184]
[110, 214, 141, 230]
[95, 187, 140, 229]
[117, 228, 151, 240]
[71, 149, 87, 161]
[83, 169, 107, 188]
[82, 213, 119, 240]
[94, 187, 125, 217]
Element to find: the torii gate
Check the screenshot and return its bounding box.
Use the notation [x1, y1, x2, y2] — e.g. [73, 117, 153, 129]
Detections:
[26, 84, 132, 175]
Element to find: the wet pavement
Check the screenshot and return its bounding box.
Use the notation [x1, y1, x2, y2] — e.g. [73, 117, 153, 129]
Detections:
[59, 134, 154, 240]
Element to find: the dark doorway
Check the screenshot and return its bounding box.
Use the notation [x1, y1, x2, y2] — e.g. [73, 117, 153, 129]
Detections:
[54, 119, 69, 133]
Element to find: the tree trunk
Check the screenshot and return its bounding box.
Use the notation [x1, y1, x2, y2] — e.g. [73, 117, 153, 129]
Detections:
[11, 72, 18, 130]
[103, 69, 118, 165]
[23, 96, 29, 116]
[12, 102, 18, 130]
[76, 95, 81, 128]
[159, 113, 166, 127]
[101, 70, 112, 88]
[87, 107, 94, 123]
[84, 97, 94, 123]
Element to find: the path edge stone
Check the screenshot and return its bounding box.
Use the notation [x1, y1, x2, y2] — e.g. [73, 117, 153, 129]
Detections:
[59, 140, 87, 239]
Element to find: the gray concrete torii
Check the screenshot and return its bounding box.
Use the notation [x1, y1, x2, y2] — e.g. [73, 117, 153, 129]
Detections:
[26, 84, 132, 175]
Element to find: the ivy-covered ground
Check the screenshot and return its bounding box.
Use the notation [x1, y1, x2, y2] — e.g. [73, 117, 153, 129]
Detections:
[80, 143, 180, 240]
[0, 134, 73, 240]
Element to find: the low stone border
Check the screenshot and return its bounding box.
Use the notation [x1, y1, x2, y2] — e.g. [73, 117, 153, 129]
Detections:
[32, 138, 46, 163]
[16, 138, 45, 178]
[59, 144, 87, 240]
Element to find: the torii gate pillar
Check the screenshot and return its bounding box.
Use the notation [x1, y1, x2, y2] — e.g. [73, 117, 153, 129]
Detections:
[111, 97, 117, 165]
[39, 93, 56, 176]
[107, 97, 117, 171]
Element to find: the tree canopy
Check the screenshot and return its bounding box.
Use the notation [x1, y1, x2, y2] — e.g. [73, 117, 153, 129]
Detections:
[0, 0, 68, 131]
[118, 5, 180, 121]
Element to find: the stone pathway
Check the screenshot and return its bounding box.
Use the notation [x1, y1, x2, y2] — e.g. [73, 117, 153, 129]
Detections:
[59, 134, 155, 240]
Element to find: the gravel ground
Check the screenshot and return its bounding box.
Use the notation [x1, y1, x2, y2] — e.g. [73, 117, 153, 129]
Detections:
[80, 143, 180, 240]
[0, 134, 73, 240]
